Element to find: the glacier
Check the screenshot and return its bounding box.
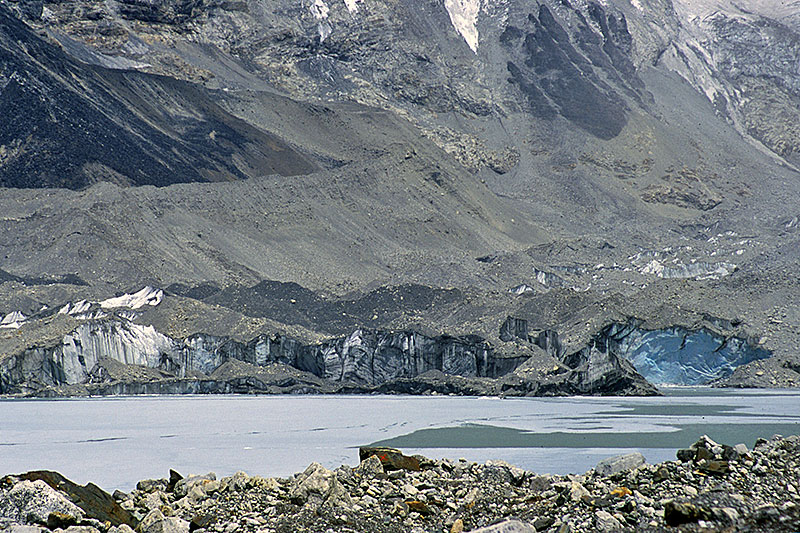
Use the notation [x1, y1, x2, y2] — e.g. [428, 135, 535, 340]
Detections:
[594, 323, 770, 385]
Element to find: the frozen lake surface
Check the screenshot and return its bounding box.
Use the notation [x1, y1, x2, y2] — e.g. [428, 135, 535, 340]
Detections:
[2, 388, 799, 491]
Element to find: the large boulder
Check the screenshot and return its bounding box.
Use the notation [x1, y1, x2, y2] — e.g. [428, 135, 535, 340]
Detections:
[18, 471, 137, 527]
[0, 479, 84, 525]
[594, 452, 645, 476]
[138, 510, 189, 533]
[288, 463, 351, 507]
[359, 447, 421, 471]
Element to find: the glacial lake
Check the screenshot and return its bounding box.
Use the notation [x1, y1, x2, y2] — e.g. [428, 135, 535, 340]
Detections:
[2, 388, 800, 491]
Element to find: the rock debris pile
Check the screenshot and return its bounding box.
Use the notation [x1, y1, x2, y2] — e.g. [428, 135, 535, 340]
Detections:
[3, 436, 800, 533]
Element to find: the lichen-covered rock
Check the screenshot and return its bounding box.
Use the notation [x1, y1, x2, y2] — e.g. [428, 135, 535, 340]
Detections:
[0, 480, 84, 526]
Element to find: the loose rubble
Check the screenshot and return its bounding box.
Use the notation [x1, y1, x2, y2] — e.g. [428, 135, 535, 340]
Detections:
[3, 435, 800, 532]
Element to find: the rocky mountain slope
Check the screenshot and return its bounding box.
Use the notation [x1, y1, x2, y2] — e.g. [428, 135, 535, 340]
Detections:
[1, 0, 799, 395]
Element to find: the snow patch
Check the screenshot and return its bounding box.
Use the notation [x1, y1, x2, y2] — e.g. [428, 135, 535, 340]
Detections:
[444, 0, 481, 53]
[100, 287, 163, 310]
[343, 0, 362, 13]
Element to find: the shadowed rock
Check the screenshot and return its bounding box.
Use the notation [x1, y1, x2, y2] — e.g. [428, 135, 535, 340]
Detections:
[17, 471, 137, 527]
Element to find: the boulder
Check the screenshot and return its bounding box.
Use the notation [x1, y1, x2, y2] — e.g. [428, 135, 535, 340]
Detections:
[467, 519, 538, 532]
[664, 501, 712, 526]
[288, 463, 352, 507]
[0, 480, 84, 525]
[18, 471, 136, 527]
[173, 474, 216, 499]
[594, 453, 645, 476]
[481, 461, 526, 486]
[136, 480, 167, 494]
[138, 510, 189, 533]
[354, 455, 385, 479]
[358, 447, 420, 471]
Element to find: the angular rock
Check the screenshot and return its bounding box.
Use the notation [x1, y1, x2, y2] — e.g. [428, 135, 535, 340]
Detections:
[173, 474, 216, 499]
[288, 463, 351, 507]
[138, 510, 189, 533]
[136, 480, 167, 494]
[664, 501, 712, 526]
[46, 511, 79, 529]
[467, 519, 538, 533]
[567, 481, 589, 502]
[594, 510, 623, 532]
[359, 447, 421, 472]
[699, 460, 730, 475]
[532, 516, 554, 531]
[18, 471, 136, 527]
[676, 449, 695, 462]
[482, 460, 526, 486]
[354, 455, 385, 479]
[188, 515, 214, 533]
[594, 453, 645, 476]
[405, 500, 433, 516]
[167, 471, 183, 493]
[0, 480, 84, 525]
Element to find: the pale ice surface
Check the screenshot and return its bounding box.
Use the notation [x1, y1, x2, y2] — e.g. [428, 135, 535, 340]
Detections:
[444, 0, 481, 53]
[99, 286, 163, 310]
[2, 390, 800, 491]
[0, 311, 26, 329]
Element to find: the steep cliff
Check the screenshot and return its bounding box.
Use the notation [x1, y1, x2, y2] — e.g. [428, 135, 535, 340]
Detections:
[0, 313, 658, 396]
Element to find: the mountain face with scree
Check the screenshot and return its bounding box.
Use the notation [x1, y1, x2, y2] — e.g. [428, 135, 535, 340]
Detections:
[1, 0, 799, 395]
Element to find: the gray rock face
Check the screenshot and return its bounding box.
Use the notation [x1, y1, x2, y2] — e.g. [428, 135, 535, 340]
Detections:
[660, 0, 800, 165]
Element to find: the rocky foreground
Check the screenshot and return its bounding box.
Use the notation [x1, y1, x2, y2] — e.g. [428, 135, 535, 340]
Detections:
[3, 436, 800, 533]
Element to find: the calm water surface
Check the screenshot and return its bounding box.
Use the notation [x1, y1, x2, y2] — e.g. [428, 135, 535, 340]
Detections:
[1, 388, 799, 491]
